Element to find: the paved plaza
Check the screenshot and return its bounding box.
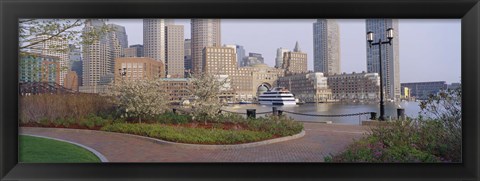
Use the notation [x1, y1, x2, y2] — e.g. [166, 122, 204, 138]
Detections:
[20, 123, 369, 162]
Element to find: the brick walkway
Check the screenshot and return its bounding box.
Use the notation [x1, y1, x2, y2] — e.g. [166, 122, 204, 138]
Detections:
[20, 123, 369, 162]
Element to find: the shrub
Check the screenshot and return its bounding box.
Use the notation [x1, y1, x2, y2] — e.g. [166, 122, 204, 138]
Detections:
[154, 112, 191, 124]
[101, 123, 273, 144]
[19, 94, 115, 124]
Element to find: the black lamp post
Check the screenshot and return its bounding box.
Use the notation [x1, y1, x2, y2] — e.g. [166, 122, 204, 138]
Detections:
[367, 28, 394, 121]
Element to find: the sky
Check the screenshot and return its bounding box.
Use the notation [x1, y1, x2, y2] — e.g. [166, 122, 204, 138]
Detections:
[108, 19, 461, 84]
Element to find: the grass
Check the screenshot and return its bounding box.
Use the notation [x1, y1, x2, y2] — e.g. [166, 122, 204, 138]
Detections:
[101, 123, 274, 144]
[19, 135, 101, 163]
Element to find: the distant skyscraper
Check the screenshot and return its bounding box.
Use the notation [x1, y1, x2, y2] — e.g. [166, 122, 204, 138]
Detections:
[143, 19, 172, 64]
[275, 47, 289, 68]
[165, 25, 185, 78]
[82, 19, 123, 87]
[242, 52, 264, 67]
[282, 42, 307, 74]
[129, 44, 144, 57]
[313, 19, 340, 75]
[191, 19, 221, 74]
[29, 34, 69, 85]
[184, 39, 192, 77]
[366, 19, 400, 100]
[109, 24, 128, 49]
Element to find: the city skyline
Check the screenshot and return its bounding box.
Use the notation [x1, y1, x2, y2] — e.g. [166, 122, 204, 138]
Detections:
[108, 19, 461, 84]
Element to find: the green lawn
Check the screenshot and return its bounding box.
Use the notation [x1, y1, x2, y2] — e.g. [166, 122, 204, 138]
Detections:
[19, 135, 101, 163]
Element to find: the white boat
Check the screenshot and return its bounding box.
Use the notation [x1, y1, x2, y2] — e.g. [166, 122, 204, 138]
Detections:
[258, 87, 297, 105]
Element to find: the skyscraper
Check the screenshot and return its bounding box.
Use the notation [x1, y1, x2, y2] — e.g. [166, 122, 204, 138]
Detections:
[143, 19, 172, 64]
[109, 24, 128, 49]
[82, 19, 123, 87]
[29, 34, 69, 85]
[191, 19, 221, 74]
[184, 39, 192, 77]
[275, 47, 289, 68]
[313, 19, 340, 75]
[366, 19, 400, 100]
[165, 25, 185, 78]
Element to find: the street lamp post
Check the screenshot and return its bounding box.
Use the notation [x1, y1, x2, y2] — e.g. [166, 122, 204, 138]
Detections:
[367, 28, 394, 121]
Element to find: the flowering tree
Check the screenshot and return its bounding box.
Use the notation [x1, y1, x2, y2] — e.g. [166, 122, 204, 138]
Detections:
[188, 73, 229, 122]
[105, 79, 169, 123]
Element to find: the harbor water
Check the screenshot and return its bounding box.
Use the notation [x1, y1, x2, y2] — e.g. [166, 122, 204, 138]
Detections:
[222, 101, 423, 125]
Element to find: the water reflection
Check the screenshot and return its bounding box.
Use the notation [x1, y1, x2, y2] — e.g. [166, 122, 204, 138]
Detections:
[223, 101, 423, 125]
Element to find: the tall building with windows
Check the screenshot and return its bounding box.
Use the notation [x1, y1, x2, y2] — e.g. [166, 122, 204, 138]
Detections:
[282, 42, 307, 74]
[143, 19, 172, 64]
[81, 20, 123, 87]
[366, 19, 400, 100]
[313, 19, 340, 75]
[202, 46, 237, 75]
[275, 47, 289, 68]
[165, 25, 185, 78]
[110, 24, 128, 49]
[29, 34, 69, 85]
[191, 19, 221, 74]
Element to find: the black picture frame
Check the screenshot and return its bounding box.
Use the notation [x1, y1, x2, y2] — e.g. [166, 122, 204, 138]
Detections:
[1, 0, 478, 180]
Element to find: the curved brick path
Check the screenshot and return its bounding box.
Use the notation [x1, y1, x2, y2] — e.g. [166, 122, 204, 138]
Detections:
[20, 123, 369, 162]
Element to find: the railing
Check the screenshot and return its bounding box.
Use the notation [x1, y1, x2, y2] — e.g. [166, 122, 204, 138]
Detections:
[172, 107, 382, 125]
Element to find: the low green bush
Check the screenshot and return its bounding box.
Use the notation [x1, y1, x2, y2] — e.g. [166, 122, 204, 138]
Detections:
[246, 115, 304, 136]
[101, 123, 273, 144]
[154, 112, 191, 124]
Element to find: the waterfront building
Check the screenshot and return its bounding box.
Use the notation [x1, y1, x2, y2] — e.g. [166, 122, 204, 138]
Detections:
[282, 42, 308, 74]
[313, 19, 340, 74]
[184, 39, 192, 77]
[327, 71, 380, 101]
[401, 86, 411, 99]
[191, 19, 221, 74]
[82, 20, 123, 89]
[401, 81, 447, 100]
[241, 52, 264, 67]
[29, 34, 69, 85]
[236, 64, 285, 100]
[277, 72, 332, 102]
[165, 25, 185, 78]
[114, 57, 164, 82]
[124, 47, 137, 57]
[275, 47, 289, 68]
[202, 46, 284, 101]
[129, 44, 144, 57]
[63, 71, 79, 91]
[448, 82, 461, 90]
[366, 19, 401, 101]
[19, 53, 60, 84]
[143, 19, 172, 65]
